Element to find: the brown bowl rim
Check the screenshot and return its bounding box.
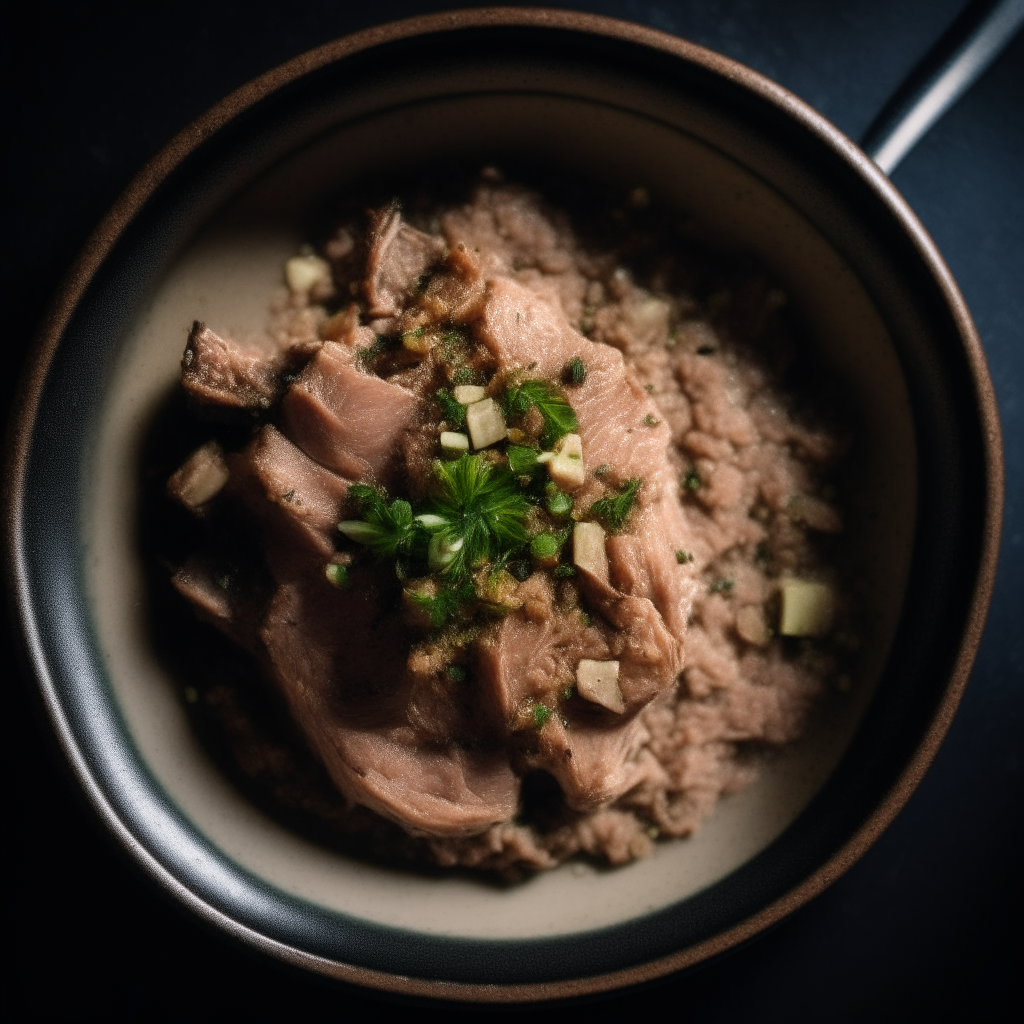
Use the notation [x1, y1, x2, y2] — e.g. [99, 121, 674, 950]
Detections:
[4, 5, 1004, 1004]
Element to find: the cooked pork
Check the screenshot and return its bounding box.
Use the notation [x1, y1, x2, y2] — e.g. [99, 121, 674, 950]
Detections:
[165, 178, 851, 871]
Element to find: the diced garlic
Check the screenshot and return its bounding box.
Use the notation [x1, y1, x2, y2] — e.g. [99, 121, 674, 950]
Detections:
[466, 398, 507, 449]
[576, 659, 624, 713]
[454, 384, 487, 404]
[573, 521, 608, 582]
[285, 254, 331, 294]
[402, 330, 432, 354]
[547, 432, 585, 489]
[440, 431, 470, 455]
[779, 579, 835, 637]
[168, 442, 229, 511]
[549, 453, 585, 490]
[556, 433, 583, 459]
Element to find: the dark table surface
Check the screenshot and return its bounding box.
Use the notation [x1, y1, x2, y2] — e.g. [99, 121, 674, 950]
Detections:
[6, 2, 1021, 1018]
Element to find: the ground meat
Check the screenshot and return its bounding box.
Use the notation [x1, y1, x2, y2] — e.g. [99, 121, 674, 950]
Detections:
[161, 175, 856, 879]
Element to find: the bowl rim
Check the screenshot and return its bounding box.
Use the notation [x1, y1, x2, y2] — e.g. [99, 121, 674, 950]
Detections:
[4, 5, 1004, 1003]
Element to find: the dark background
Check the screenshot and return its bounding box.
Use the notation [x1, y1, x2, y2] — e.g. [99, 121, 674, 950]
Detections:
[5, 2, 1021, 1018]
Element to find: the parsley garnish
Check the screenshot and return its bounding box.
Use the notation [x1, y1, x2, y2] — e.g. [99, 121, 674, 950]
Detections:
[341, 485, 422, 560]
[684, 468, 701, 491]
[564, 357, 586, 386]
[407, 579, 476, 628]
[435, 388, 467, 429]
[506, 445, 539, 474]
[424, 455, 530, 578]
[709, 578, 734, 593]
[503, 379, 578, 448]
[589, 478, 642, 532]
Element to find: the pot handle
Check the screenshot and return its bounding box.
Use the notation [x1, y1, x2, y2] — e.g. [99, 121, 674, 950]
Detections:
[861, 0, 1024, 174]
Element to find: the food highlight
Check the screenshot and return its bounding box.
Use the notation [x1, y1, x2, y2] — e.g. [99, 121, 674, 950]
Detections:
[164, 173, 855, 875]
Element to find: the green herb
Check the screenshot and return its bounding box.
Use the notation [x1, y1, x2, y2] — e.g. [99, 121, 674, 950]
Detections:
[589, 478, 642, 533]
[675, 550, 693, 564]
[407, 579, 476, 628]
[644, 383, 654, 393]
[579, 611, 592, 627]
[644, 413, 659, 427]
[357, 334, 393, 365]
[507, 445, 539, 474]
[324, 563, 349, 588]
[504, 379, 578, 447]
[339, 485, 423, 560]
[544, 490, 573, 518]
[709, 578, 734, 593]
[530, 531, 564, 563]
[447, 664, 467, 682]
[561, 682, 576, 700]
[554, 564, 577, 579]
[434, 388, 467, 430]
[684, 468, 701, 491]
[564, 357, 586, 386]
[450, 365, 478, 386]
[424, 454, 530, 577]
[438, 327, 469, 363]
[532, 703, 552, 728]
[508, 558, 532, 582]
[594, 464, 610, 478]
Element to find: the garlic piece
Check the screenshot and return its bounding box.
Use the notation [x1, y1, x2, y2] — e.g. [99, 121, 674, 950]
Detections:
[285, 254, 332, 295]
[454, 384, 487, 404]
[779, 579, 835, 637]
[576, 659, 624, 713]
[548, 432, 585, 490]
[465, 398, 507, 449]
[573, 521, 608, 582]
[168, 442, 229, 511]
[440, 431, 470, 455]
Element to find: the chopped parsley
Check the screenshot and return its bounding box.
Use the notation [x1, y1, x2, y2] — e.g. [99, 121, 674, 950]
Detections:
[425, 455, 530, 578]
[324, 563, 349, 588]
[684, 468, 701, 491]
[503, 379, 578, 447]
[434, 388, 467, 429]
[564, 357, 586, 386]
[709, 578, 734, 593]
[340, 485, 420, 560]
[407, 579, 477, 628]
[506, 445, 539, 474]
[675, 550, 694, 564]
[532, 703, 552, 728]
[589, 478, 642, 533]
[644, 413, 659, 427]
[544, 489, 573, 518]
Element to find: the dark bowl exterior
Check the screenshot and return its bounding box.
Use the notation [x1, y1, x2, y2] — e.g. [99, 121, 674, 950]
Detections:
[4, 8, 1002, 1002]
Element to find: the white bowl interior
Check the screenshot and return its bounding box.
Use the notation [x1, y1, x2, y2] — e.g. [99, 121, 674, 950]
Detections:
[86, 92, 916, 939]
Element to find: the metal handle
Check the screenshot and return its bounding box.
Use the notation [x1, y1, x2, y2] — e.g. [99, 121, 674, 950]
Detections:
[861, 0, 1024, 175]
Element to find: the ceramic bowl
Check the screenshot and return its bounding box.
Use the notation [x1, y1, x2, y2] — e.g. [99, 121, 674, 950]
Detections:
[6, 9, 1002, 1002]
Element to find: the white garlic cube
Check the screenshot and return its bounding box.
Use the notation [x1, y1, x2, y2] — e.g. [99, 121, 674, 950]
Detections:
[573, 521, 608, 582]
[465, 398, 507, 449]
[548, 432, 585, 490]
[576, 659, 624, 713]
[284, 254, 332, 294]
[779, 579, 835, 637]
[454, 384, 487, 404]
[440, 431, 470, 455]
